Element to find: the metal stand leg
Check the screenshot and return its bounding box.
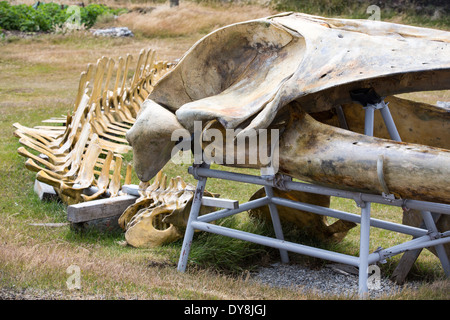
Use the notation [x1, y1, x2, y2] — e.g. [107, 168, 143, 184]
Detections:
[359, 202, 371, 299]
[421, 211, 450, 277]
[358, 105, 375, 298]
[264, 185, 289, 264]
[364, 105, 375, 137]
[175, 164, 450, 296]
[177, 163, 209, 272]
[175, 89, 449, 295]
[379, 103, 401, 142]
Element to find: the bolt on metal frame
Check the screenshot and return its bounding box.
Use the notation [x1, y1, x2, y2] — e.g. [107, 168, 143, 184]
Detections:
[176, 98, 450, 299]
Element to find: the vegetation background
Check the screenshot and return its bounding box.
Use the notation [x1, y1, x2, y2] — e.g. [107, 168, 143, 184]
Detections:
[0, 0, 449, 300]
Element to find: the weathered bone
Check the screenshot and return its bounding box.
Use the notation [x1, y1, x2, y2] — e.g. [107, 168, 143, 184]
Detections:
[119, 171, 217, 248]
[147, 13, 449, 136]
[81, 150, 113, 201]
[129, 14, 450, 203]
[109, 155, 123, 197]
[277, 108, 450, 204]
[60, 134, 102, 201]
[126, 99, 189, 182]
[126, 14, 449, 247]
[14, 48, 173, 205]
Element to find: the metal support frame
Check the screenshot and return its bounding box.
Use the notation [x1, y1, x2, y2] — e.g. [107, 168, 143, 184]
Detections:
[176, 95, 450, 299]
[362, 96, 450, 280]
[176, 165, 450, 298]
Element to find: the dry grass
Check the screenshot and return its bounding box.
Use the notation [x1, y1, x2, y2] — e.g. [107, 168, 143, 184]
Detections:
[398, 90, 450, 106]
[0, 234, 301, 300]
[110, 2, 276, 38]
[1, 1, 449, 301]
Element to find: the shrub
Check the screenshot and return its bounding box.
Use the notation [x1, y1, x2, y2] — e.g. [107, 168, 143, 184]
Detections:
[0, 1, 126, 32]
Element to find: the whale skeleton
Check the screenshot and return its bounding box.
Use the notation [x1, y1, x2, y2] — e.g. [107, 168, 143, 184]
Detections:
[14, 49, 172, 204]
[124, 13, 450, 296]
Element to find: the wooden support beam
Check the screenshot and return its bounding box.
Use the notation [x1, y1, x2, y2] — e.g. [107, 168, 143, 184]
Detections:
[391, 212, 442, 284]
[34, 179, 57, 201]
[121, 184, 140, 196]
[391, 248, 423, 285]
[201, 196, 239, 209]
[67, 194, 137, 223]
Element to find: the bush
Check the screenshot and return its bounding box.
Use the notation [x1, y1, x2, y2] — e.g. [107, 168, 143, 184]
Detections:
[0, 1, 126, 32]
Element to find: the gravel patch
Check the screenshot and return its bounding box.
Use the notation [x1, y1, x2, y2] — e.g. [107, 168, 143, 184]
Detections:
[1, 264, 420, 300]
[0, 287, 105, 300]
[0, 287, 143, 300]
[252, 262, 420, 299]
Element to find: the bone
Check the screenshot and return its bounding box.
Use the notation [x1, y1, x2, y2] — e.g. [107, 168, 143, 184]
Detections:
[36, 170, 70, 191]
[129, 15, 450, 206]
[25, 159, 66, 181]
[63, 122, 93, 177]
[338, 96, 450, 150]
[81, 150, 113, 201]
[117, 170, 216, 247]
[14, 48, 171, 205]
[125, 163, 133, 185]
[102, 58, 115, 115]
[278, 110, 450, 204]
[125, 204, 183, 248]
[17, 147, 56, 172]
[126, 100, 189, 182]
[109, 155, 123, 197]
[49, 92, 90, 153]
[146, 14, 448, 137]
[112, 57, 124, 111]
[73, 134, 102, 188]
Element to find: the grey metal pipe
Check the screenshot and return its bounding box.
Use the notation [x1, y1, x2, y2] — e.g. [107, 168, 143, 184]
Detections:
[270, 197, 428, 237]
[177, 164, 210, 272]
[368, 234, 450, 264]
[190, 167, 450, 215]
[360, 105, 375, 299]
[379, 103, 402, 142]
[264, 186, 289, 263]
[190, 220, 360, 266]
[198, 197, 270, 223]
[180, 162, 450, 296]
[421, 211, 450, 276]
[399, 236, 450, 252]
[284, 180, 450, 215]
[364, 106, 375, 136]
[358, 203, 371, 298]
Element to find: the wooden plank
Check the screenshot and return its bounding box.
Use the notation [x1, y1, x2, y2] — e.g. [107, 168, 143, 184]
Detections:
[391, 213, 442, 284]
[67, 194, 137, 223]
[34, 179, 57, 201]
[121, 184, 140, 196]
[391, 248, 423, 284]
[71, 215, 123, 232]
[201, 196, 239, 209]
